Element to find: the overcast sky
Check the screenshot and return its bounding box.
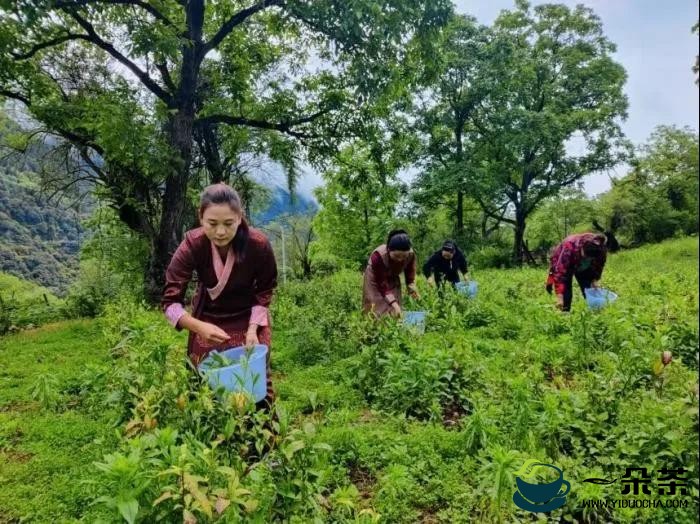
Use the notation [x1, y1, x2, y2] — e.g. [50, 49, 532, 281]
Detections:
[295, 0, 699, 198]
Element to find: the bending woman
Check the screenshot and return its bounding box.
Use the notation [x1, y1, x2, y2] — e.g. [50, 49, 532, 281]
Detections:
[161, 183, 278, 406]
[362, 229, 420, 317]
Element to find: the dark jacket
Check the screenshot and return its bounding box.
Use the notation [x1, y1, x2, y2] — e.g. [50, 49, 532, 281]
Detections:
[161, 226, 278, 361]
[422, 248, 468, 286]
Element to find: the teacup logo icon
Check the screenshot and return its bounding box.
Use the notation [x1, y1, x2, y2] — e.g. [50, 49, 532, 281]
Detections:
[513, 459, 570, 513]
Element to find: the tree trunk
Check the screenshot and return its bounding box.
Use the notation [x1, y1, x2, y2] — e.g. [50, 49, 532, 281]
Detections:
[513, 205, 526, 265]
[456, 190, 464, 232]
[301, 256, 312, 279]
[144, 2, 203, 304]
[144, 111, 195, 304]
[522, 240, 537, 265]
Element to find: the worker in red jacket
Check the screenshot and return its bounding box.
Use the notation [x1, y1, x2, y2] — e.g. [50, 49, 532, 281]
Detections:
[546, 232, 615, 312]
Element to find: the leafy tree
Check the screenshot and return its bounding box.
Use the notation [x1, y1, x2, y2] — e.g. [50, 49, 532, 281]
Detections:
[0, 0, 451, 302]
[265, 213, 315, 280]
[411, 15, 499, 234]
[467, 1, 629, 263]
[525, 187, 596, 252]
[312, 144, 403, 269]
[637, 126, 699, 216]
[599, 125, 699, 244]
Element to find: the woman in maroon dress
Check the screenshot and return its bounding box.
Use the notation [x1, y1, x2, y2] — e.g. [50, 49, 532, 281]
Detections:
[362, 229, 420, 317]
[161, 183, 278, 406]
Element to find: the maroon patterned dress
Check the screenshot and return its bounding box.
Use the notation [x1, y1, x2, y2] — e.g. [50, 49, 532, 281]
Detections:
[161, 226, 277, 402]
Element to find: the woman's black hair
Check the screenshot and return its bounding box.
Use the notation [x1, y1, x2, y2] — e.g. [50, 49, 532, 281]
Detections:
[199, 183, 249, 261]
[386, 229, 412, 251]
[582, 233, 607, 258]
[604, 231, 620, 253]
[442, 239, 456, 252]
[592, 220, 620, 253]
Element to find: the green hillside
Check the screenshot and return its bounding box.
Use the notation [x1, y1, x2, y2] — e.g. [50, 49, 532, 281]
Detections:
[0, 112, 88, 295]
[0, 271, 60, 302]
[0, 237, 697, 523]
[0, 272, 65, 333]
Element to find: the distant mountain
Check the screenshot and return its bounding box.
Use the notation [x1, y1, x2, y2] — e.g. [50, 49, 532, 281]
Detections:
[252, 186, 318, 225]
[0, 110, 319, 293]
[0, 169, 85, 296]
[0, 112, 93, 295]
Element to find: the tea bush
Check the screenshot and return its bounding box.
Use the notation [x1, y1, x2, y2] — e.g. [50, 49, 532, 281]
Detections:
[2, 237, 697, 523]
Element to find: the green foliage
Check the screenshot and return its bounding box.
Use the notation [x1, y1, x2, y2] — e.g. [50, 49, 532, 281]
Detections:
[1, 235, 698, 523]
[413, 3, 629, 262]
[0, 320, 120, 522]
[468, 243, 515, 270]
[86, 312, 339, 523]
[0, 0, 453, 302]
[64, 259, 125, 318]
[312, 145, 404, 270]
[0, 272, 66, 333]
[526, 188, 598, 252]
[63, 206, 150, 317]
[273, 270, 362, 368]
[29, 372, 61, 410]
[0, 112, 86, 294]
[599, 126, 699, 245]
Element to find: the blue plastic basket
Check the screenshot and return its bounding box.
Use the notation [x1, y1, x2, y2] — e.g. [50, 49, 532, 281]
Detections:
[403, 310, 427, 333]
[198, 344, 268, 401]
[455, 280, 478, 298]
[585, 288, 618, 310]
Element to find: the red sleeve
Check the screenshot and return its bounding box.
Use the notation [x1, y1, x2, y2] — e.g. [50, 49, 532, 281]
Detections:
[370, 251, 390, 298]
[551, 239, 578, 295]
[404, 252, 417, 286]
[251, 235, 278, 309]
[161, 234, 196, 330]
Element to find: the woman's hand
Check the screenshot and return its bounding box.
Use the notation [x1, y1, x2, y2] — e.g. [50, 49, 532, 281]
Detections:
[197, 322, 230, 345]
[245, 325, 259, 348]
[408, 283, 420, 300]
[590, 280, 600, 288]
[391, 302, 402, 317]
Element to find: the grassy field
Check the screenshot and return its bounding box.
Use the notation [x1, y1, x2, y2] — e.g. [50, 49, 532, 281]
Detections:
[0, 272, 65, 333]
[0, 320, 118, 523]
[0, 237, 697, 523]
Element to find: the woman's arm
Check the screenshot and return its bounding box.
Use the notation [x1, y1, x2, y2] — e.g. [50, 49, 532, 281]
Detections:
[162, 235, 229, 344]
[247, 236, 278, 344]
[161, 236, 196, 330]
[369, 251, 397, 305]
[551, 242, 576, 295]
[422, 253, 436, 279]
[405, 253, 419, 298]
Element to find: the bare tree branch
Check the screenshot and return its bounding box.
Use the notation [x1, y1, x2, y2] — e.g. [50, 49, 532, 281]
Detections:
[475, 194, 516, 225]
[155, 61, 176, 92]
[10, 34, 93, 60]
[46, 175, 96, 203]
